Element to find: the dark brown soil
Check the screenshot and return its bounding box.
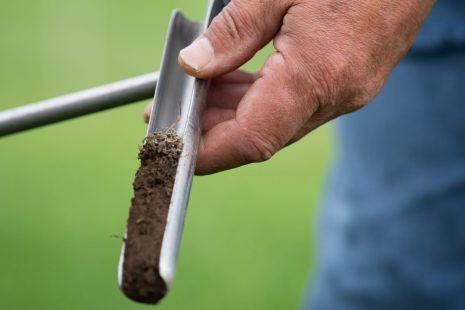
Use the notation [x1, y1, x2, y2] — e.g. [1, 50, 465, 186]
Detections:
[122, 130, 183, 304]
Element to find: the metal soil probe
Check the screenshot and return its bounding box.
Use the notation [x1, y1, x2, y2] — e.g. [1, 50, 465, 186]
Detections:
[0, 0, 226, 302]
[117, 0, 226, 296]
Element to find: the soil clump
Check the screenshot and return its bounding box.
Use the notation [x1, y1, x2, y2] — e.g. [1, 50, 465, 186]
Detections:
[122, 130, 182, 304]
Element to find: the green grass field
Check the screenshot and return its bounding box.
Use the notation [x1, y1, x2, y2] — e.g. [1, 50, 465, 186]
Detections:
[0, 1, 332, 309]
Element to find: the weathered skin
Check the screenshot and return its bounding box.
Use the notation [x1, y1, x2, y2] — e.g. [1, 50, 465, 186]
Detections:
[144, 0, 435, 175]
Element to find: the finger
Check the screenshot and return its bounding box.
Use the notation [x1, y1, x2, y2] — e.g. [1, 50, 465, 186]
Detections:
[285, 111, 332, 146]
[201, 107, 236, 133]
[143, 70, 254, 122]
[207, 82, 251, 110]
[178, 0, 291, 78]
[196, 52, 319, 175]
[143, 101, 153, 123]
[207, 70, 256, 109]
[211, 69, 258, 85]
[287, 102, 360, 145]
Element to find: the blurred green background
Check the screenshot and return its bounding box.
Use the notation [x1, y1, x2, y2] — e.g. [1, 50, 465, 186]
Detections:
[0, 1, 332, 309]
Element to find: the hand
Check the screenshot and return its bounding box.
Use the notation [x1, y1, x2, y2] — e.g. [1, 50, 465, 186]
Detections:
[144, 69, 257, 141]
[145, 0, 434, 175]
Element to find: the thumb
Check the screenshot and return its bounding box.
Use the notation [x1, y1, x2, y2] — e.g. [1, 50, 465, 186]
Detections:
[178, 0, 289, 78]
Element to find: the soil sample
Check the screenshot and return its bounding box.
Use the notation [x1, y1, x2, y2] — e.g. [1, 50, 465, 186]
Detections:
[122, 130, 183, 304]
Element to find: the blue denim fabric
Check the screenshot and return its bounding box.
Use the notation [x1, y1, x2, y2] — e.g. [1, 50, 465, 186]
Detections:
[309, 28, 465, 310]
[413, 1, 465, 51]
[309, 48, 465, 309]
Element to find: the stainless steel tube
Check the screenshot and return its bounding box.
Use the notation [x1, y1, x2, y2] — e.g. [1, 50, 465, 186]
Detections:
[0, 72, 159, 137]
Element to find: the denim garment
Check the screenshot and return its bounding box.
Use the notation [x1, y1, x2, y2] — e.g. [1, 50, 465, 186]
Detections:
[413, 0, 465, 51]
[310, 49, 465, 310]
[309, 4, 465, 309]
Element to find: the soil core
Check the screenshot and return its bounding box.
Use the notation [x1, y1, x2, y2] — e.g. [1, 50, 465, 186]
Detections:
[122, 130, 183, 304]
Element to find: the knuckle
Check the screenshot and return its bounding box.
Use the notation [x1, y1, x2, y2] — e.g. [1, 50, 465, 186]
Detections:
[291, 50, 374, 115]
[209, 2, 257, 45]
[241, 129, 278, 163]
[316, 54, 353, 104]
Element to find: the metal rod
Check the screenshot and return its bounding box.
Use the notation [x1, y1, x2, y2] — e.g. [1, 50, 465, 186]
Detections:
[118, 1, 225, 304]
[0, 72, 159, 137]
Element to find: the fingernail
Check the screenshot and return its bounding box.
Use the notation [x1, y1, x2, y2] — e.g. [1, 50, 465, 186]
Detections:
[179, 38, 214, 71]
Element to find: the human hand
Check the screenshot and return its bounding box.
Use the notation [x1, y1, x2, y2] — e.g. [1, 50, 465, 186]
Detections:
[145, 0, 434, 175]
[144, 68, 258, 141]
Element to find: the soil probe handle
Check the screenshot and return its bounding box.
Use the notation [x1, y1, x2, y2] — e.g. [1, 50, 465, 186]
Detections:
[0, 72, 159, 137]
